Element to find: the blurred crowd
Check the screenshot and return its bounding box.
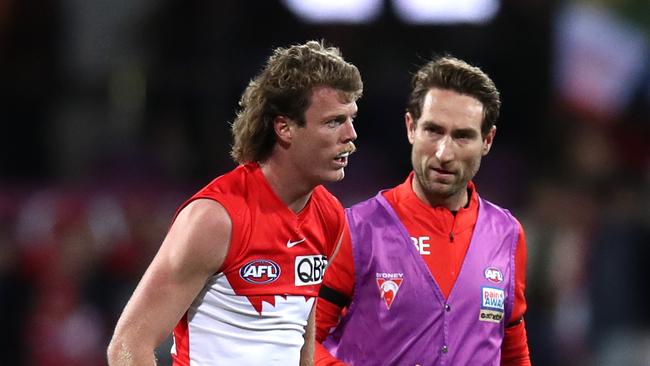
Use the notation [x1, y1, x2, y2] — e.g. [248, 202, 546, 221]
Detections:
[1, 0, 649, 365]
[0, 183, 185, 365]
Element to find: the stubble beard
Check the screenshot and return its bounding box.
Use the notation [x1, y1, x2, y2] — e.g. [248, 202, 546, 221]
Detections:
[413, 159, 474, 203]
[415, 168, 459, 200]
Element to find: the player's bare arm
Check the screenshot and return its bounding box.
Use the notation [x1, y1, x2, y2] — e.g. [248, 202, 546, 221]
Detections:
[107, 199, 231, 365]
[301, 304, 316, 366]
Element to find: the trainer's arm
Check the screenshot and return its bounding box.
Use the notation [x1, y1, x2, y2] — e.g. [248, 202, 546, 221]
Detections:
[314, 297, 349, 366]
[501, 222, 531, 366]
[314, 228, 354, 366]
[107, 199, 231, 366]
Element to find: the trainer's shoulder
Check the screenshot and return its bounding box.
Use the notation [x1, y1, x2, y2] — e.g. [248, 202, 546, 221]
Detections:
[478, 196, 521, 234]
[479, 196, 516, 219]
[346, 191, 385, 215]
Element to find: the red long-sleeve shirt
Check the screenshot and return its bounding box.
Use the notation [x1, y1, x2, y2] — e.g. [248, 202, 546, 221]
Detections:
[315, 175, 531, 365]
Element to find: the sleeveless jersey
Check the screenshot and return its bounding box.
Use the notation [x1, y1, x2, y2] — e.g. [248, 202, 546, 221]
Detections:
[171, 163, 345, 366]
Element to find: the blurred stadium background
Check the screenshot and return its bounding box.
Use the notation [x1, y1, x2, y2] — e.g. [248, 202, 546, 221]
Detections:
[1, 0, 649, 365]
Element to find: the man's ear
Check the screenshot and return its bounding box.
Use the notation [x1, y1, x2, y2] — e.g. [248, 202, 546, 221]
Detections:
[274, 115, 292, 144]
[482, 125, 497, 156]
[405, 112, 416, 144]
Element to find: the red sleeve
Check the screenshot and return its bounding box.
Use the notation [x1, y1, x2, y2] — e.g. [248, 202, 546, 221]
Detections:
[501, 221, 531, 365]
[321, 227, 355, 299]
[314, 228, 354, 365]
[315, 300, 349, 366]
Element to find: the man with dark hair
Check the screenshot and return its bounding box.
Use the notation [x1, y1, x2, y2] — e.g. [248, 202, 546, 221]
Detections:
[108, 40, 362, 366]
[315, 56, 531, 365]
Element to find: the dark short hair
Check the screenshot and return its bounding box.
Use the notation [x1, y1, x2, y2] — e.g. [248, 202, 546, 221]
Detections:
[230, 40, 363, 163]
[406, 56, 500, 136]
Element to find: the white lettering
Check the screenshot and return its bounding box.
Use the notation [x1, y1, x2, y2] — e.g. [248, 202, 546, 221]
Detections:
[260, 266, 278, 278]
[485, 269, 503, 282]
[243, 266, 258, 277]
[243, 265, 278, 278]
[411, 236, 431, 255]
[419, 236, 431, 255]
[410, 236, 419, 251]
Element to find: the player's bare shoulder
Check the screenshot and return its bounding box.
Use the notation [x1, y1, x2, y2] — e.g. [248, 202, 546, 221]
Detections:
[165, 198, 232, 274]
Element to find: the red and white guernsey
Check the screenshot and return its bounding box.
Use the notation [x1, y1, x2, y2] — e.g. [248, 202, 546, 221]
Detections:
[171, 163, 345, 365]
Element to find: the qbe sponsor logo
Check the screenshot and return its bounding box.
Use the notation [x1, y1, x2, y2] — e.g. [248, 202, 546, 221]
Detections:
[295, 255, 328, 286]
[240, 259, 281, 284]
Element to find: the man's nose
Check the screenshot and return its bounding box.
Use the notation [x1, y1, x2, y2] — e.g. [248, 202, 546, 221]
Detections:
[435, 135, 453, 163]
[341, 119, 357, 143]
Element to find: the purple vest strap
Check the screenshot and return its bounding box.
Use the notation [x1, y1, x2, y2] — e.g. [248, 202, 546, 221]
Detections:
[323, 192, 519, 365]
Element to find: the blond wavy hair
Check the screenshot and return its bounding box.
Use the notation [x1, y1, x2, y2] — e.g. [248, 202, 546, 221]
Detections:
[230, 40, 363, 163]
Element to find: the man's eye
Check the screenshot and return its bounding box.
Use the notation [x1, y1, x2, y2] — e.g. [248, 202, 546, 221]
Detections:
[454, 133, 476, 140]
[326, 117, 346, 127]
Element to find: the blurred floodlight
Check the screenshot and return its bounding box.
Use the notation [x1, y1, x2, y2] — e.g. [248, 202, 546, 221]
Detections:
[393, 0, 500, 24]
[282, 0, 383, 24]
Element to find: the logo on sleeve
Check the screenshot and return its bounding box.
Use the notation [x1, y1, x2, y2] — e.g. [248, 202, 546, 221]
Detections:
[295, 255, 328, 286]
[376, 272, 404, 309]
[240, 259, 281, 284]
[479, 286, 505, 323]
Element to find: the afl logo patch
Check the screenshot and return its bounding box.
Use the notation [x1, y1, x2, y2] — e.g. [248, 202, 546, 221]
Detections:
[240, 259, 281, 284]
[484, 267, 503, 283]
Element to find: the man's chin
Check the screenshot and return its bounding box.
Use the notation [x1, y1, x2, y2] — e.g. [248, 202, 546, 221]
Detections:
[320, 169, 345, 184]
[425, 181, 458, 196]
[332, 169, 345, 182]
